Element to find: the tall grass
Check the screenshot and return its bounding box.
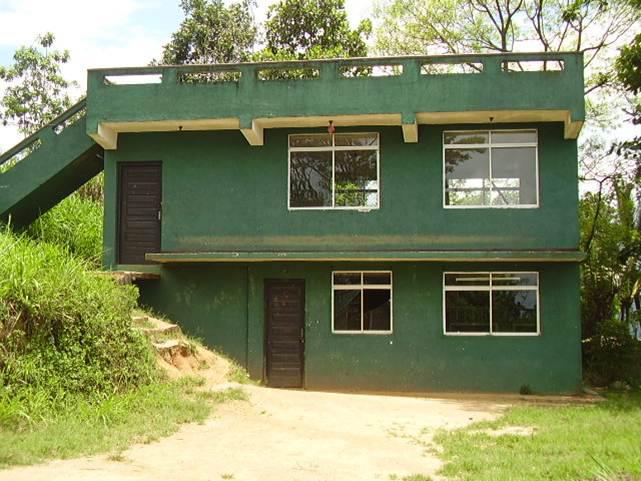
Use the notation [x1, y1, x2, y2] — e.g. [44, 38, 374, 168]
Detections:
[26, 192, 103, 267]
[0, 228, 156, 427]
[0, 379, 213, 468]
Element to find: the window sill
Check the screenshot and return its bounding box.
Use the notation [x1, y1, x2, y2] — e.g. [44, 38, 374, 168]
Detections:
[443, 332, 540, 337]
[332, 331, 393, 335]
[443, 204, 539, 209]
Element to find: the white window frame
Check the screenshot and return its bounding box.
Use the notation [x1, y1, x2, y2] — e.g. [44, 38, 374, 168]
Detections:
[288, 133, 380, 211]
[331, 270, 393, 334]
[442, 129, 539, 209]
[442, 271, 540, 336]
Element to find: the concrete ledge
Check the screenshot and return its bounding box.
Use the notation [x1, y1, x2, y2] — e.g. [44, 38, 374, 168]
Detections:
[145, 249, 586, 263]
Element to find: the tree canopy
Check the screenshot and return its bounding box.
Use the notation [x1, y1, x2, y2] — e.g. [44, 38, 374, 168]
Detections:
[159, 0, 371, 65]
[158, 0, 257, 64]
[261, 0, 371, 60]
[374, 0, 637, 95]
[0, 33, 74, 136]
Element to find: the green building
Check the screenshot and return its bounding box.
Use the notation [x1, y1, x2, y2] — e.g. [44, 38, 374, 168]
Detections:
[0, 53, 585, 393]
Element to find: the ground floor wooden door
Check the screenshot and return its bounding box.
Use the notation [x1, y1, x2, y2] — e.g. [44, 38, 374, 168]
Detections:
[117, 162, 162, 264]
[265, 279, 305, 388]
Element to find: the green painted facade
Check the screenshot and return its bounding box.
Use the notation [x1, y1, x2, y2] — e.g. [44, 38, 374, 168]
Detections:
[102, 121, 583, 393]
[103, 123, 579, 263]
[137, 262, 581, 393]
[86, 52, 585, 145]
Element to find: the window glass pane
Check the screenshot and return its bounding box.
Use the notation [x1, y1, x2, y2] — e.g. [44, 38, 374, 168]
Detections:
[492, 273, 538, 287]
[445, 148, 490, 206]
[492, 290, 537, 333]
[289, 134, 331, 147]
[334, 290, 362, 331]
[445, 290, 490, 332]
[290, 151, 332, 207]
[335, 150, 378, 207]
[335, 133, 378, 147]
[334, 273, 361, 285]
[364, 272, 391, 285]
[491, 130, 537, 144]
[491, 147, 537, 206]
[363, 289, 391, 331]
[444, 131, 489, 145]
[445, 273, 490, 287]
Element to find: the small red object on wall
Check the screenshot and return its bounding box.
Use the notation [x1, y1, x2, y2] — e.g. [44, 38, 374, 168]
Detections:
[327, 120, 336, 134]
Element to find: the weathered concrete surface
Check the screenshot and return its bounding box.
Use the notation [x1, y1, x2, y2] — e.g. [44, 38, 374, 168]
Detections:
[0, 386, 508, 481]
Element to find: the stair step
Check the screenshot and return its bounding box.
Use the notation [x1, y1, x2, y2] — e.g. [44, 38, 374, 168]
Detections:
[152, 339, 191, 361]
[141, 323, 181, 336]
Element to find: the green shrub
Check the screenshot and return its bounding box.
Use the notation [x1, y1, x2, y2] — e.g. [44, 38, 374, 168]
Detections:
[26, 192, 103, 267]
[583, 319, 641, 389]
[0, 229, 157, 426]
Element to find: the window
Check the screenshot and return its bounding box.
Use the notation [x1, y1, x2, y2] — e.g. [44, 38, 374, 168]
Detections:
[332, 271, 392, 333]
[289, 133, 379, 210]
[443, 130, 538, 208]
[443, 272, 539, 335]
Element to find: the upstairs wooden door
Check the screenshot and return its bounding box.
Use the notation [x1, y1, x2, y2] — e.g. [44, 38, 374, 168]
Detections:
[118, 162, 162, 264]
[265, 280, 305, 388]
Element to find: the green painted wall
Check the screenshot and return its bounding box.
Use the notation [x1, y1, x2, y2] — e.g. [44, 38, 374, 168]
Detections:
[103, 122, 578, 266]
[139, 266, 248, 364]
[105, 121, 582, 393]
[138, 261, 581, 394]
[86, 53, 585, 140]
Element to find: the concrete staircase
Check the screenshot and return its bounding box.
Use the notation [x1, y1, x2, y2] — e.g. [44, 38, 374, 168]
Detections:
[132, 313, 206, 374]
[0, 100, 102, 229]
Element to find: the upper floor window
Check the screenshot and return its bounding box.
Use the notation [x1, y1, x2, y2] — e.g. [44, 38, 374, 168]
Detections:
[443, 130, 538, 208]
[288, 133, 379, 210]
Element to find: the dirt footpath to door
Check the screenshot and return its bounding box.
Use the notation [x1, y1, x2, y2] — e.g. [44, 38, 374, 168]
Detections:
[1, 385, 509, 481]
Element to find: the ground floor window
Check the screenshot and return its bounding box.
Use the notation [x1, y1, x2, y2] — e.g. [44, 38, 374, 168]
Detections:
[332, 271, 392, 333]
[443, 272, 539, 335]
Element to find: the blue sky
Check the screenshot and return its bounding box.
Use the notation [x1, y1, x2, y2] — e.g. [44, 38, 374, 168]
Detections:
[0, 0, 372, 149]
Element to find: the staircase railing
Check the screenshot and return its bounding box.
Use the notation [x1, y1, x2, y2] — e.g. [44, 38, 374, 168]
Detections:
[0, 98, 87, 170]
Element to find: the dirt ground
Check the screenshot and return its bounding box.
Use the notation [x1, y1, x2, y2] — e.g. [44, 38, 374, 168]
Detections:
[1, 385, 509, 481]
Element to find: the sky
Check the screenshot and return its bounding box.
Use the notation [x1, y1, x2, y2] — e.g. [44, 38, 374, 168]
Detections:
[0, 0, 373, 150]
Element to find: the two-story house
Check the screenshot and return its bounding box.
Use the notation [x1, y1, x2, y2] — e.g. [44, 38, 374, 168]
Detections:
[0, 53, 585, 393]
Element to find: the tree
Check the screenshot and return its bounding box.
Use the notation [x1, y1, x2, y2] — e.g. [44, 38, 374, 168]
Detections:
[0, 33, 74, 136]
[158, 0, 257, 65]
[261, 0, 371, 60]
[614, 0, 641, 164]
[374, 0, 638, 95]
[580, 177, 641, 337]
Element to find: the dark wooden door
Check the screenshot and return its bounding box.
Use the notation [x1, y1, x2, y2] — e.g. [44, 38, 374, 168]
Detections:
[118, 162, 162, 264]
[265, 280, 305, 388]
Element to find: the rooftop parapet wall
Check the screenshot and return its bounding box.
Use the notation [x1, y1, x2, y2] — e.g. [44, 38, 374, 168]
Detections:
[86, 52, 585, 149]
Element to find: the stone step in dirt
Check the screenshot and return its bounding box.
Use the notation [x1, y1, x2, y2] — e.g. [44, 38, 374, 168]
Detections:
[152, 339, 192, 363]
[132, 314, 182, 338]
[132, 315, 150, 325]
[141, 323, 182, 337]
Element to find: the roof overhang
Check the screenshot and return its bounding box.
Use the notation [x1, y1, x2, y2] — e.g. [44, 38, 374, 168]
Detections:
[91, 109, 583, 149]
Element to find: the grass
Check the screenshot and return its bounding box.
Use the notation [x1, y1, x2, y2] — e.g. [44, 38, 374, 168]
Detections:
[434, 392, 641, 481]
[0, 377, 245, 468]
[26, 193, 103, 267]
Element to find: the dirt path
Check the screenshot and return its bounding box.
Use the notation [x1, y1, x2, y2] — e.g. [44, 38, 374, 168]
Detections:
[1, 386, 508, 481]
